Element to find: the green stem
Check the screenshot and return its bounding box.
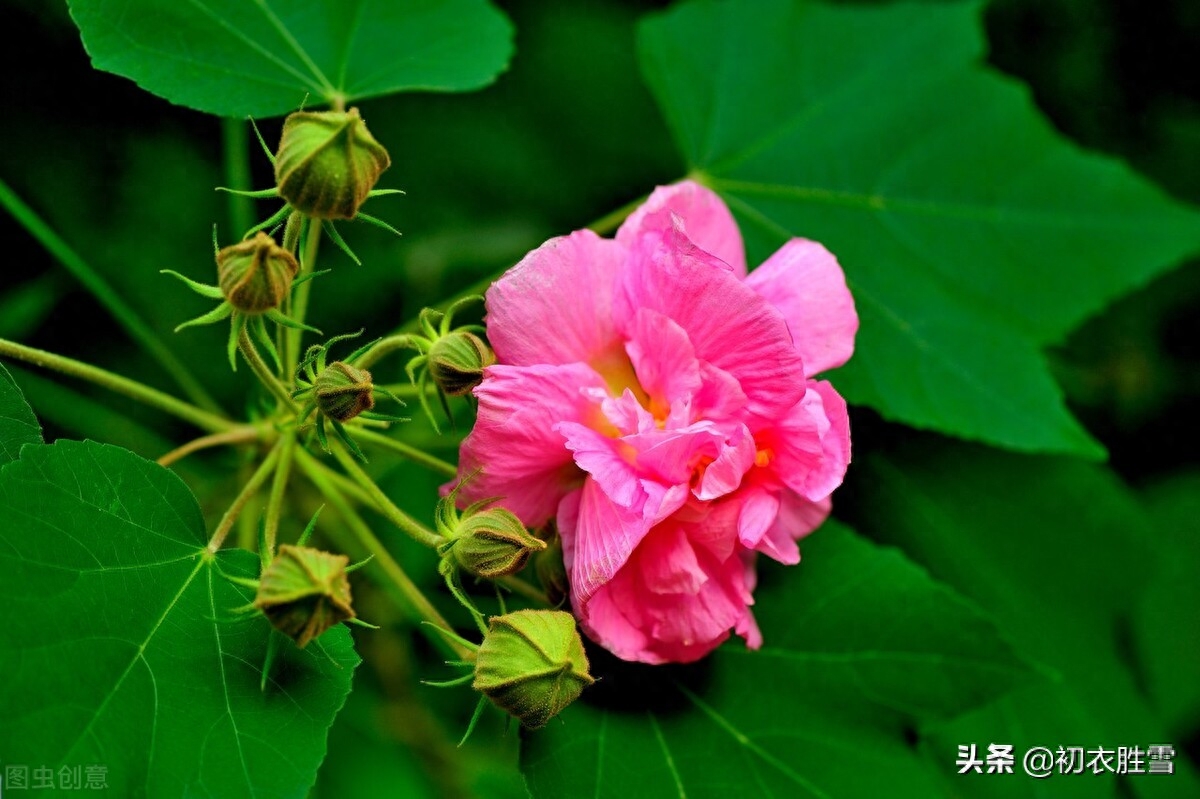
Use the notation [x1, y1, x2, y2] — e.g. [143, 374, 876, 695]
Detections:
[0, 177, 224, 414]
[286, 218, 323, 377]
[0, 337, 233, 433]
[207, 441, 283, 552]
[330, 440, 443, 549]
[263, 433, 297, 557]
[239, 327, 298, 412]
[294, 448, 471, 659]
[353, 334, 417, 370]
[221, 117, 254, 237]
[587, 192, 647, 236]
[344, 426, 458, 479]
[157, 425, 264, 467]
[496, 574, 551, 606]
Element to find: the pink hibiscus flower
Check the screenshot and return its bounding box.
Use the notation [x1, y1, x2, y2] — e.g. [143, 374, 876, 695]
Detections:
[451, 181, 857, 664]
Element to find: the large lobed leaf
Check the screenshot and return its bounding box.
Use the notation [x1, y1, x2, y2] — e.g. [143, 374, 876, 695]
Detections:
[0, 363, 41, 464]
[67, 0, 515, 117]
[638, 0, 1200, 458]
[521, 522, 1038, 798]
[854, 439, 1200, 797]
[0, 431, 359, 798]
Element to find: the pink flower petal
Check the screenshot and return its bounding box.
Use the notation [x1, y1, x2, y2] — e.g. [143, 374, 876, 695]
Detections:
[616, 214, 806, 418]
[616, 181, 747, 275]
[451, 363, 602, 526]
[744, 238, 858, 377]
[756, 380, 851, 503]
[485, 229, 626, 367]
[560, 477, 654, 604]
[755, 492, 832, 565]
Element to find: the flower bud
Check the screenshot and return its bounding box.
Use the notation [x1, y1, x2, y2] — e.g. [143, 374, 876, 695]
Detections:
[314, 361, 375, 422]
[253, 544, 355, 648]
[217, 232, 299, 313]
[428, 331, 494, 397]
[473, 610, 594, 728]
[446, 506, 545, 579]
[274, 107, 390, 219]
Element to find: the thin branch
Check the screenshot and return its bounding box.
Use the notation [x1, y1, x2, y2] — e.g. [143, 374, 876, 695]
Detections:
[157, 425, 263, 467]
[0, 338, 234, 433]
[207, 441, 283, 552]
[0, 177, 224, 414]
[330, 440, 444, 549]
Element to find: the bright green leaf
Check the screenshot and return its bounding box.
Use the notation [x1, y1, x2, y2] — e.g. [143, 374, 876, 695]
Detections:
[0, 362, 41, 464]
[853, 440, 1200, 797]
[67, 0, 515, 117]
[521, 522, 1037, 798]
[638, 0, 1200, 457]
[0, 440, 359, 798]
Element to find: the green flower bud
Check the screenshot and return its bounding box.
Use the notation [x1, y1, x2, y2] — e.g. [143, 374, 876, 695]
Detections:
[217, 231, 299, 313]
[275, 107, 390, 219]
[473, 610, 594, 728]
[253, 544, 355, 648]
[428, 330, 495, 397]
[314, 361, 375, 422]
[445, 506, 546, 579]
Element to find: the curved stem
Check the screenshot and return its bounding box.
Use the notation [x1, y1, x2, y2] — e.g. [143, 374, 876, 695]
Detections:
[0, 178, 224, 414]
[330, 440, 443, 549]
[207, 441, 283, 552]
[0, 338, 234, 433]
[157, 425, 264, 467]
[286, 218, 323, 377]
[239, 327, 298, 412]
[496, 574, 551, 606]
[294, 448, 471, 659]
[263, 433, 297, 557]
[353, 334, 417, 371]
[343, 426, 458, 478]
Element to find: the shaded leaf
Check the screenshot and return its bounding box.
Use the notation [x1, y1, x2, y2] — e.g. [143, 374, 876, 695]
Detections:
[521, 522, 1037, 798]
[0, 440, 359, 798]
[638, 0, 1200, 457]
[0, 362, 42, 464]
[852, 438, 1200, 797]
[67, 0, 515, 117]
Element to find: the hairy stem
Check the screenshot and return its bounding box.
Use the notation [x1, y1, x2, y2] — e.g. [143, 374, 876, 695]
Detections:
[286, 218, 323, 377]
[353, 334, 417, 370]
[239, 327, 298, 412]
[294, 448, 472, 659]
[157, 425, 264, 467]
[496, 575, 551, 606]
[330, 441, 443, 549]
[344, 426, 458, 478]
[207, 441, 283, 552]
[0, 177, 223, 414]
[263, 433, 297, 556]
[0, 338, 233, 433]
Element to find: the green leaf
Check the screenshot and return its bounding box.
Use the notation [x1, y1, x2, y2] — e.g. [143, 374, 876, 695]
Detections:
[637, 0, 1200, 457]
[853, 439, 1200, 797]
[67, 0, 515, 117]
[0, 440, 359, 798]
[521, 522, 1037, 798]
[0, 362, 41, 464]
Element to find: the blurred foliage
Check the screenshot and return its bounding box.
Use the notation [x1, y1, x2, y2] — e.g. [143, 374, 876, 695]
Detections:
[0, 0, 1196, 795]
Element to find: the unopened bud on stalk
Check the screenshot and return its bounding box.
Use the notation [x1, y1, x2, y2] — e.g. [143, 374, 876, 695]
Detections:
[217, 232, 299, 313]
[275, 107, 390, 219]
[314, 361, 375, 423]
[473, 610, 594, 729]
[443, 506, 546, 580]
[253, 544, 355, 648]
[428, 330, 495, 398]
